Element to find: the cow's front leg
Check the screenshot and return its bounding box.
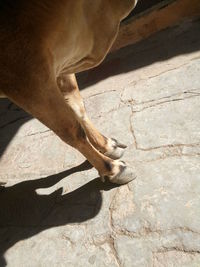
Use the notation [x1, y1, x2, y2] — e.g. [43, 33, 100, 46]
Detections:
[57, 73, 127, 159]
[2, 70, 136, 184]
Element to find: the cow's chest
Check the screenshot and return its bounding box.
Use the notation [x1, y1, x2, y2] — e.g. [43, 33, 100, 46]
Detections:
[52, 22, 94, 75]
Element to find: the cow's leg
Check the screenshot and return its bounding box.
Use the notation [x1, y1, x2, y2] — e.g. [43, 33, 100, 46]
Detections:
[2, 70, 135, 184]
[57, 73, 126, 160]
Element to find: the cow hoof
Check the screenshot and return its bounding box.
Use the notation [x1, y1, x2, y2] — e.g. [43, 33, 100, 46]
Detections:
[104, 138, 127, 159]
[101, 160, 136, 185]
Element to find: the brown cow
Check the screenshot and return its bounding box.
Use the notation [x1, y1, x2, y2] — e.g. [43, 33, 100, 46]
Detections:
[0, 0, 137, 184]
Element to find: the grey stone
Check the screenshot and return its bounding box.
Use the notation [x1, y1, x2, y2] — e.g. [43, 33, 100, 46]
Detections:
[112, 157, 200, 234]
[94, 107, 133, 146]
[131, 97, 200, 149]
[153, 250, 200, 267]
[84, 90, 121, 119]
[121, 59, 200, 106]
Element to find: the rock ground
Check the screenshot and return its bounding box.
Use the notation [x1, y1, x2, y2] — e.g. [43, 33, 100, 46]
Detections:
[0, 19, 200, 267]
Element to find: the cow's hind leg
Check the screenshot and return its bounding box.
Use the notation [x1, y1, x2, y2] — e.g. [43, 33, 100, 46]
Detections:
[2, 68, 135, 184]
[57, 73, 127, 160]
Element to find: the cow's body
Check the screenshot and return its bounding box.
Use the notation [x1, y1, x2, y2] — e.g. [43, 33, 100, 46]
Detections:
[0, 0, 137, 184]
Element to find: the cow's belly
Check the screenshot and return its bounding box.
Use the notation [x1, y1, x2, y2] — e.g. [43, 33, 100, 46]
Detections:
[50, 1, 120, 76]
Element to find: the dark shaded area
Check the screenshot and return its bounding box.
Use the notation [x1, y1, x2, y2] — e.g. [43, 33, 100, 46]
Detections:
[77, 18, 200, 90]
[124, 0, 165, 21]
[0, 99, 31, 159]
[0, 161, 119, 266]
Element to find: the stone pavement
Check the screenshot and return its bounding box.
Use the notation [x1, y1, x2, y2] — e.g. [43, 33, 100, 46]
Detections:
[0, 19, 200, 267]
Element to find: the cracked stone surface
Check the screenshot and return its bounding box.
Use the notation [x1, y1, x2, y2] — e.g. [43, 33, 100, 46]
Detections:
[0, 19, 200, 266]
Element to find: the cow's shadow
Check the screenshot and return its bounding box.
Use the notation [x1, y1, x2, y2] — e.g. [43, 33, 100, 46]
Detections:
[0, 98, 31, 160]
[0, 161, 119, 267]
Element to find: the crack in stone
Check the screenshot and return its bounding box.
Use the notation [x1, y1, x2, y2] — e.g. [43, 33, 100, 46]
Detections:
[133, 142, 200, 152]
[108, 189, 122, 267]
[155, 247, 200, 254]
[146, 56, 200, 80]
[122, 90, 200, 114]
[129, 104, 200, 154]
[132, 94, 200, 113]
[129, 106, 138, 149]
[140, 152, 200, 163]
[106, 186, 200, 266]
[125, 56, 200, 89]
[91, 234, 121, 267]
[109, 235, 122, 267]
[89, 106, 125, 120]
[25, 129, 51, 137]
[86, 89, 117, 99]
[111, 226, 200, 239]
[121, 88, 200, 106]
[152, 248, 200, 267]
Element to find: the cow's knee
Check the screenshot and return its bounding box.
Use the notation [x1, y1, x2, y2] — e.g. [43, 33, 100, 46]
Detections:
[58, 121, 87, 148]
[57, 74, 77, 94]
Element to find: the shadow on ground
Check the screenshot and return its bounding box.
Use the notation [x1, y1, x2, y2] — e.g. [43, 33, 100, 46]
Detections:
[0, 160, 119, 266]
[0, 99, 31, 160]
[77, 18, 200, 89]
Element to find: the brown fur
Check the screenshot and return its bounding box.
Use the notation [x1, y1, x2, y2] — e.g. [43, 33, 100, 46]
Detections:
[0, 0, 137, 179]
